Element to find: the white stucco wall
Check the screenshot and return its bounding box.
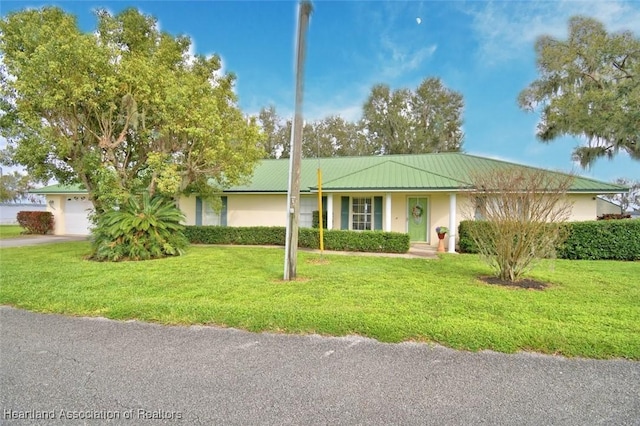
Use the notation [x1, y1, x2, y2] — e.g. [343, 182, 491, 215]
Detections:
[596, 197, 622, 217]
[45, 195, 65, 235]
[227, 194, 288, 227]
[43, 191, 601, 241]
[178, 195, 197, 226]
[567, 195, 598, 222]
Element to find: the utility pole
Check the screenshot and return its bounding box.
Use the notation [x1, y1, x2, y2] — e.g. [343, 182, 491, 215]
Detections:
[284, 1, 313, 281]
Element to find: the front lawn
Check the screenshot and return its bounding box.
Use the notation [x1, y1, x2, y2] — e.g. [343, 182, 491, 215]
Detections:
[0, 225, 24, 239]
[1, 242, 638, 359]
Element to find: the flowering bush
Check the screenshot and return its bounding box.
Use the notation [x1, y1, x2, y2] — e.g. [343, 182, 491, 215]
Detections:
[435, 226, 448, 235]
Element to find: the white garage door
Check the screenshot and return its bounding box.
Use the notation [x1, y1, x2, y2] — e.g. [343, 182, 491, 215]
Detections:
[64, 196, 93, 235]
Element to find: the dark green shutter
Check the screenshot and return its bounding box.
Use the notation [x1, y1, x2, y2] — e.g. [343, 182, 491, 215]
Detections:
[221, 196, 228, 226]
[195, 197, 203, 226]
[374, 196, 382, 230]
[341, 197, 349, 230]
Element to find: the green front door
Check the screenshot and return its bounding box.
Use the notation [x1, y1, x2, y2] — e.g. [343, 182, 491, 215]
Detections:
[407, 197, 428, 242]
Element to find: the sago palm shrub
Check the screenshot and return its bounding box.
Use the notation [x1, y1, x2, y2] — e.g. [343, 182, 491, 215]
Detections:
[90, 192, 189, 261]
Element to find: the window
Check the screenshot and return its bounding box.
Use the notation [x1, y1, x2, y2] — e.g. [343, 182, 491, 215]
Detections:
[341, 196, 382, 231]
[299, 196, 317, 228]
[196, 196, 227, 226]
[352, 197, 372, 230]
[203, 201, 222, 226]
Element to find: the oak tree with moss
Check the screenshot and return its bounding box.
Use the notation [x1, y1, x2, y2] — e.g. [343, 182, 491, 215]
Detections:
[519, 16, 640, 167]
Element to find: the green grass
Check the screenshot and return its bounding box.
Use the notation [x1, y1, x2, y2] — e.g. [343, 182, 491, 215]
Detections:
[1, 242, 639, 359]
[0, 225, 25, 239]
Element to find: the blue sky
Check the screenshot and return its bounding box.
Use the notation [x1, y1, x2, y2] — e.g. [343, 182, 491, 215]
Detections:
[2, 0, 640, 183]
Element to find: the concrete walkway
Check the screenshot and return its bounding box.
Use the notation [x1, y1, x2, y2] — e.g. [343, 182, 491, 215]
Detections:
[1, 306, 638, 425]
[0, 235, 88, 248]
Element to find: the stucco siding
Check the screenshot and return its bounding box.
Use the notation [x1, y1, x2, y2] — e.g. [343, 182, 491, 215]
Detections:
[179, 196, 197, 226]
[596, 198, 622, 216]
[227, 194, 287, 227]
[568, 195, 597, 222]
[389, 193, 406, 233]
[46, 195, 65, 235]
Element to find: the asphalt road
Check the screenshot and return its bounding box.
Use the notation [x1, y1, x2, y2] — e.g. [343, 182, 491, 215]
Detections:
[1, 306, 638, 425]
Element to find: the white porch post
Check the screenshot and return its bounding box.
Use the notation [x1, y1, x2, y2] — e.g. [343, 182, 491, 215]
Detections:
[385, 193, 392, 232]
[448, 193, 456, 253]
[326, 193, 334, 229]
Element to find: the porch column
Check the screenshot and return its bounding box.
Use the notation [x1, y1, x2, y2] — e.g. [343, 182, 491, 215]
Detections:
[326, 193, 334, 229]
[448, 193, 456, 253]
[385, 193, 392, 232]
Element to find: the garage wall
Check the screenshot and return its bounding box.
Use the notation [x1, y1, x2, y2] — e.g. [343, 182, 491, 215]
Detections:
[44, 194, 93, 235]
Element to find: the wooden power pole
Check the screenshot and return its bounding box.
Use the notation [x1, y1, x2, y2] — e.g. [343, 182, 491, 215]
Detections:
[284, 1, 313, 281]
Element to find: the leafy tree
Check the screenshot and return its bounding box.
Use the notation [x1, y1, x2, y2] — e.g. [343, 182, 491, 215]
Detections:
[465, 167, 574, 282]
[257, 106, 291, 159]
[0, 7, 263, 214]
[601, 178, 640, 212]
[362, 77, 464, 154]
[519, 16, 640, 167]
[257, 107, 372, 158]
[302, 115, 372, 158]
[0, 170, 40, 203]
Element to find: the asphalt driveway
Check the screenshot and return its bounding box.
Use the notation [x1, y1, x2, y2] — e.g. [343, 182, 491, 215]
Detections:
[1, 306, 638, 425]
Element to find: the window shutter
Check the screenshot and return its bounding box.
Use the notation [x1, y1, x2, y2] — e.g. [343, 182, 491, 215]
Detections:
[374, 196, 383, 230]
[341, 197, 349, 230]
[195, 197, 203, 226]
[221, 196, 228, 226]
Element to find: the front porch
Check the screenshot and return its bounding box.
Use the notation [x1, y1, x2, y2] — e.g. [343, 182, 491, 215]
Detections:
[320, 192, 458, 253]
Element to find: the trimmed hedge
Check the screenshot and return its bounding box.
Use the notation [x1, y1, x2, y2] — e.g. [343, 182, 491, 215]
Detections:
[458, 219, 640, 261]
[457, 220, 490, 254]
[558, 220, 640, 261]
[17, 211, 54, 235]
[185, 226, 286, 246]
[184, 226, 410, 253]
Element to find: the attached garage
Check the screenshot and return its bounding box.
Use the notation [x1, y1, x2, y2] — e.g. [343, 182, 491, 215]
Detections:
[63, 195, 93, 235]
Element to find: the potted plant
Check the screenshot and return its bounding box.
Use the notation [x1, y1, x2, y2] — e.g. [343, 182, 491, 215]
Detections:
[435, 226, 448, 240]
[435, 226, 448, 253]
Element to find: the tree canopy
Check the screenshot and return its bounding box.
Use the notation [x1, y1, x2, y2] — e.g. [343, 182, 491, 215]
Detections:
[362, 78, 464, 155]
[257, 77, 464, 159]
[0, 170, 39, 203]
[0, 7, 263, 212]
[519, 16, 640, 167]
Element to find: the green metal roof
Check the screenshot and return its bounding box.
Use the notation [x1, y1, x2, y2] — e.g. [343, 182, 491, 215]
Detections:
[227, 153, 627, 194]
[30, 183, 87, 194]
[316, 160, 466, 191]
[31, 153, 628, 194]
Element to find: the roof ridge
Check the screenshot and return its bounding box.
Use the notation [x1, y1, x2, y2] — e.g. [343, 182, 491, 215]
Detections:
[319, 158, 391, 186]
[386, 159, 471, 187]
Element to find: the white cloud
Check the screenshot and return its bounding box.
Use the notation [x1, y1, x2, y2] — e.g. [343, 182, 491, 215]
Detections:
[379, 37, 437, 78]
[466, 0, 640, 65]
